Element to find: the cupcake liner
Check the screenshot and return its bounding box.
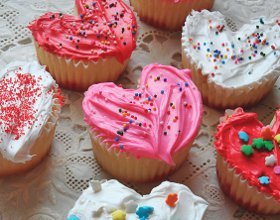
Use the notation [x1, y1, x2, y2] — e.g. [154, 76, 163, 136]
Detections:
[90, 132, 191, 183]
[0, 89, 62, 176]
[130, 0, 213, 30]
[35, 42, 128, 91]
[182, 51, 279, 109]
[216, 153, 280, 214]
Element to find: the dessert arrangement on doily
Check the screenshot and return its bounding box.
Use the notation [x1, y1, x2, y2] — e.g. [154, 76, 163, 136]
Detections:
[0, 0, 280, 219]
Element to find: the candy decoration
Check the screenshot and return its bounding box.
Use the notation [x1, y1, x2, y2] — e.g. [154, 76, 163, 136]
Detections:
[125, 200, 138, 213]
[90, 180, 102, 193]
[136, 206, 154, 220]
[112, 210, 126, 220]
[67, 215, 80, 220]
[241, 145, 254, 156]
[165, 193, 178, 207]
[252, 138, 265, 150]
[264, 140, 274, 151]
[274, 134, 280, 144]
[259, 176, 270, 185]
[238, 131, 249, 143]
[261, 126, 274, 140]
[273, 166, 280, 175]
[265, 155, 277, 167]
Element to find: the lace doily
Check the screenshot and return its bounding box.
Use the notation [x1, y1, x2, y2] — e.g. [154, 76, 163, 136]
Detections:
[0, 0, 280, 219]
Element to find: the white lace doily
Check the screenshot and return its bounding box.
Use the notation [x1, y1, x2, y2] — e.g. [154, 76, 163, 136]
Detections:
[0, 0, 280, 219]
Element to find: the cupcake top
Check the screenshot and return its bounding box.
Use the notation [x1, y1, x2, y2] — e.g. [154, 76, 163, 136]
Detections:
[0, 61, 60, 163]
[28, 0, 137, 63]
[182, 10, 280, 88]
[82, 64, 203, 165]
[67, 179, 208, 220]
[215, 108, 280, 201]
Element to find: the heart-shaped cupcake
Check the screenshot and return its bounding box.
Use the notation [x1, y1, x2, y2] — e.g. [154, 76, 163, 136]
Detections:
[28, 0, 137, 90]
[83, 64, 203, 182]
[67, 179, 208, 220]
[215, 108, 280, 214]
[182, 10, 280, 108]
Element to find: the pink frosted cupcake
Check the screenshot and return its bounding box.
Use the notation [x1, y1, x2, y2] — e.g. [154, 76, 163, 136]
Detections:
[215, 108, 280, 214]
[82, 64, 203, 182]
[130, 0, 214, 30]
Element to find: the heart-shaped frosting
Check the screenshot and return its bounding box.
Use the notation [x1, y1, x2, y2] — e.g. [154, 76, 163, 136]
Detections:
[67, 179, 208, 220]
[182, 10, 280, 87]
[83, 64, 203, 165]
[28, 0, 137, 63]
[215, 108, 280, 201]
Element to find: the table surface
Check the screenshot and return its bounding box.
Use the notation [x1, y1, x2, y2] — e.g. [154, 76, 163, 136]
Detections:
[0, 0, 280, 219]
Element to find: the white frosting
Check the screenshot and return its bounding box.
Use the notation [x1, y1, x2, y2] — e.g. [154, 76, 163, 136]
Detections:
[182, 10, 280, 88]
[68, 179, 208, 220]
[0, 61, 57, 163]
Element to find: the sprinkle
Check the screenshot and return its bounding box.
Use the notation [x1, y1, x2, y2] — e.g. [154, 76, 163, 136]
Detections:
[125, 200, 138, 213]
[165, 193, 178, 207]
[238, 131, 249, 143]
[161, 90, 164, 94]
[90, 180, 102, 193]
[273, 166, 280, 175]
[259, 176, 270, 185]
[252, 138, 265, 150]
[136, 206, 154, 220]
[112, 210, 126, 220]
[117, 130, 124, 136]
[184, 82, 189, 87]
[241, 145, 254, 156]
[114, 137, 120, 142]
[67, 215, 80, 220]
[264, 140, 274, 151]
[274, 134, 280, 144]
[120, 145, 124, 150]
[265, 154, 277, 167]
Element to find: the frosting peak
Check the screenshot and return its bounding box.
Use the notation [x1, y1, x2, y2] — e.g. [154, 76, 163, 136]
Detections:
[82, 64, 203, 165]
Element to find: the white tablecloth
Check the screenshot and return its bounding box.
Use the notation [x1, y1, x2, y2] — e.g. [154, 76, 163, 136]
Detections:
[0, 0, 279, 219]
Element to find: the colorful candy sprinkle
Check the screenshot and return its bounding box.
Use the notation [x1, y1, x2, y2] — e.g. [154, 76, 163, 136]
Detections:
[265, 154, 276, 167]
[136, 206, 154, 220]
[241, 145, 254, 156]
[67, 215, 80, 220]
[261, 126, 274, 140]
[238, 131, 249, 143]
[165, 193, 178, 207]
[112, 210, 126, 220]
[273, 166, 280, 175]
[274, 134, 280, 144]
[252, 138, 265, 150]
[259, 176, 270, 185]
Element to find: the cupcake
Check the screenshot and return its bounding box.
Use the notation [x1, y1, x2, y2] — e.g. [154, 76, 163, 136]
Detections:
[67, 179, 208, 219]
[28, 0, 137, 91]
[215, 108, 280, 214]
[82, 64, 203, 182]
[182, 10, 280, 109]
[0, 61, 62, 176]
[130, 0, 214, 30]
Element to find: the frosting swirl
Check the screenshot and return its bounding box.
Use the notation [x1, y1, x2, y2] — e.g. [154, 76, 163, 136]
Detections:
[82, 64, 203, 165]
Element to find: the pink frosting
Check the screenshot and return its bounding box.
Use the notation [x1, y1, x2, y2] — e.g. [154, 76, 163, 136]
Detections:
[82, 64, 203, 165]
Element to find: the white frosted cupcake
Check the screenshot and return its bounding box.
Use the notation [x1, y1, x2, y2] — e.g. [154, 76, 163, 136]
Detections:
[0, 61, 62, 176]
[182, 10, 280, 109]
[130, 0, 214, 30]
[28, 0, 137, 91]
[67, 179, 208, 220]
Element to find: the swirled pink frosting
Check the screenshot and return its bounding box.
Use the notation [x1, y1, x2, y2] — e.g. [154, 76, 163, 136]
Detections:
[83, 64, 203, 165]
